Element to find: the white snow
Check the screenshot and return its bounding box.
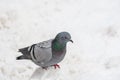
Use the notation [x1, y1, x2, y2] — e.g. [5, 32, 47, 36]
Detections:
[0, 0, 120, 80]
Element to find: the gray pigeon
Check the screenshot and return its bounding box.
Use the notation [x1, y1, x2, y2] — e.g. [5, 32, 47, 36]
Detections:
[16, 32, 73, 69]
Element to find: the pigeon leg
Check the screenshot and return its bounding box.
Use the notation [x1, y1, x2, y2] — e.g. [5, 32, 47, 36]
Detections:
[53, 64, 60, 69]
[42, 67, 48, 70]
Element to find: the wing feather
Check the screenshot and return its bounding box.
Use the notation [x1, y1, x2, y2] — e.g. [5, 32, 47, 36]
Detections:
[30, 39, 53, 65]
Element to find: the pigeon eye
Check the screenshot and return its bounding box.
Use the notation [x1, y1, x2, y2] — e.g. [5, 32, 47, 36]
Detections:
[61, 37, 67, 40]
[65, 37, 67, 39]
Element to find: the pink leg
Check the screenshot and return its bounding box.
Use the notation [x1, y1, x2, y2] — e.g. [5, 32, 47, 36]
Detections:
[53, 64, 60, 69]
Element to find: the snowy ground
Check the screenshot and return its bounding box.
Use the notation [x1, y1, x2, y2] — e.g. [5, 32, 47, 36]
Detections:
[0, 0, 120, 80]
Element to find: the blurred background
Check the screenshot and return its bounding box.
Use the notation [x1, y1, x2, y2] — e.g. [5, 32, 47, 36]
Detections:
[0, 0, 120, 80]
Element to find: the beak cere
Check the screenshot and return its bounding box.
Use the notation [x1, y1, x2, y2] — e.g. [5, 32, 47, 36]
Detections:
[69, 40, 73, 43]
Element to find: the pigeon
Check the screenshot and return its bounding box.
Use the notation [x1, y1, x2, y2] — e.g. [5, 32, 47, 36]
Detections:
[16, 32, 73, 69]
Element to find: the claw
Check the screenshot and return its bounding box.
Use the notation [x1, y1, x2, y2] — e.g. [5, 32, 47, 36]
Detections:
[42, 67, 48, 70]
[53, 64, 60, 69]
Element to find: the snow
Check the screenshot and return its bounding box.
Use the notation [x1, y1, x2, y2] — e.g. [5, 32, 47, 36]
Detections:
[0, 0, 120, 80]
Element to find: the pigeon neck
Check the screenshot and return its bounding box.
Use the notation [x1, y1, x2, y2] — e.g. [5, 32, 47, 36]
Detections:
[52, 39, 66, 51]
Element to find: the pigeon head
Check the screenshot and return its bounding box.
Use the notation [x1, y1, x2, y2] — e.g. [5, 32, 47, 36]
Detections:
[55, 32, 73, 44]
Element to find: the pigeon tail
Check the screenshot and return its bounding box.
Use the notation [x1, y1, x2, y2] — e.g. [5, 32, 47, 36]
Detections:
[18, 47, 29, 55]
[17, 47, 32, 60]
[16, 55, 26, 60]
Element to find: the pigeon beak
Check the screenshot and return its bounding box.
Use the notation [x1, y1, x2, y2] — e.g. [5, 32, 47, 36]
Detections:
[69, 40, 73, 43]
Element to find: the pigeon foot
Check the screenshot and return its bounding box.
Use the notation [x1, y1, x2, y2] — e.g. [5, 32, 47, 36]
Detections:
[42, 67, 48, 70]
[53, 64, 60, 69]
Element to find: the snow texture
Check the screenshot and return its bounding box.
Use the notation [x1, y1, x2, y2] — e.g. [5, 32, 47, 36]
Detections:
[0, 0, 120, 80]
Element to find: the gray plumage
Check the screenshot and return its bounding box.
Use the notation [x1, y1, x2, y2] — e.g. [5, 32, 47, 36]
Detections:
[17, 32, 73, 68]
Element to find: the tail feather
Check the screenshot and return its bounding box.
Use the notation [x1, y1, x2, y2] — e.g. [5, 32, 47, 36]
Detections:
[17, 45, 35, 60]
[17, 47, 32, 60]
[18, 47, 29, 55]
[16, 55, 30, 60]
[16, 55, 25, 60]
